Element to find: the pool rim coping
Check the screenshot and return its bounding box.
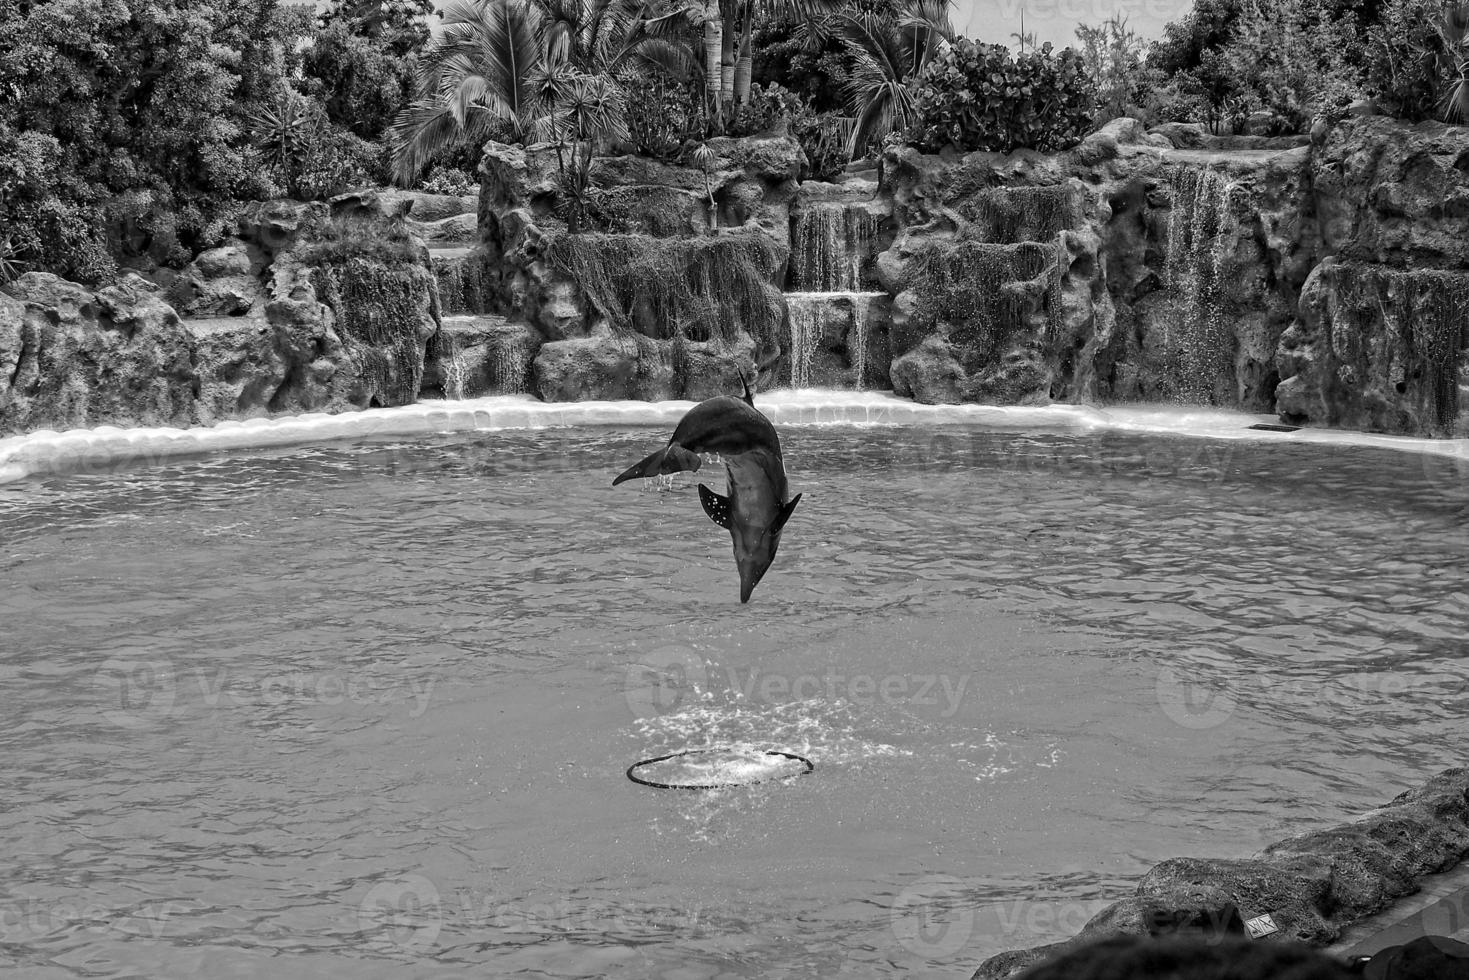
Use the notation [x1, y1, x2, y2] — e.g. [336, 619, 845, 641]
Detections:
[2, 389, 1465, 487]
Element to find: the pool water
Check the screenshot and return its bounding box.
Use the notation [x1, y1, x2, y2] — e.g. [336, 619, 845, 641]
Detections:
[1, 423, 1465, 979]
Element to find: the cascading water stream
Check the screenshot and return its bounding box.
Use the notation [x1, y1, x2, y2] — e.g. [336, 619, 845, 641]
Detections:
[1162, 167, 1236, 403]
[493, 335, 526, 394]
[441, 330, 467, 401]
[791, 204, 878, 293]
[785, 203, 885, 389]
[784, 292, 886, 389]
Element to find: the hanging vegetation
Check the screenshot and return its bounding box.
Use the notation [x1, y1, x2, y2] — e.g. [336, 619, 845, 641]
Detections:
[957, 185, 1077, 244]
[1326, 263, 1469, 433]
[905, 239, 1060, 370]
[547, 230, 787, 345]
[311, 255, 434, 405]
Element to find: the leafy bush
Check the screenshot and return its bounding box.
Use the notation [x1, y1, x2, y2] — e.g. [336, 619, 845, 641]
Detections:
[248, 95, 377, 200]
[730, 83, 808, 136]
[1220, 0, 1363, 132]
[300, 1, 428, 143]
[419, 165, 477, 196]
[623, 74, 709, 161]
[909, 39, 1094, 154]
[1364, 0, 1469, 121]
[1075, 16, 1154, 124]
[791, 112, 851, 182]
[727, 84, 848, 182]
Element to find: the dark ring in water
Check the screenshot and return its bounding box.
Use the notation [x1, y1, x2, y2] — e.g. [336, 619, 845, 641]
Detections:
[626, 749, 815, 790]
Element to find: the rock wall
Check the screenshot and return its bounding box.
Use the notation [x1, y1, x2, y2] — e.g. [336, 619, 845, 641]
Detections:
[475, 135, 803, 401]
[871, 115, 1467, 436]
[3, 115, 1464, 437]
[0, 192, 453, 435]
[972, 768, 1469, 979]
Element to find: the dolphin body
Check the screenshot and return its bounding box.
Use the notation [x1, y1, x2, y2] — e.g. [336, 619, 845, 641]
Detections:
[612, 385, 802, 603]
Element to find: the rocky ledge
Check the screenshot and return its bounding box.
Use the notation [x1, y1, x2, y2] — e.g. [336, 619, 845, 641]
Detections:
[973, 767, 1469, 978]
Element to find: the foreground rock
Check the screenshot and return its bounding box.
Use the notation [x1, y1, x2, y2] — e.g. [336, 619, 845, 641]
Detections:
[972, 768, 1469, 979]
[1, 192, 447, 434]
[0, 273, 198, 431]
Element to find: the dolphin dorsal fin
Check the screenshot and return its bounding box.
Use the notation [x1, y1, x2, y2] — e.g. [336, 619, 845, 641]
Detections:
[698, 483, 732, 529]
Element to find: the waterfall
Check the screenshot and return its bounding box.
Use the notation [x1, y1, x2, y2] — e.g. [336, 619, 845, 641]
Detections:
[492, 334, 526, 394]
[791, 204, 878, 292]
[960, 185, 1075, 243]
[441, 331, 467, 400]
[786, 294, 825, 388]
[784, 291, 884, 388]
[1162, 167, 1235, 404]
[435, 257, 466, 316]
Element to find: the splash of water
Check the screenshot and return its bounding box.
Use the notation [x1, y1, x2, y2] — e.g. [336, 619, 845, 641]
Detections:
[1162, 167, 1235, 404]
[791, 204, 878, 292]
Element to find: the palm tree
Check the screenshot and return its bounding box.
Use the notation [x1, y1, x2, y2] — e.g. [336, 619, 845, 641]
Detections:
[549, 72, 632, 230]
[390, 0, 546, 184]
[390, 0, 684, 184]
[834, 0, 952, 156]
[1441, 1, 1469, 122]
[642, 0, 837, 127]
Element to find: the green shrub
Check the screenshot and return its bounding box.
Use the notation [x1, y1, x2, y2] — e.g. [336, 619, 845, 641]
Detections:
[730, 83, 807, 136]
[1364, 0, 1469, 121]
[728, 84, 848, 182]
[419, 165, 477, 196]
[1221, 0, 1363, 132]
[623, 74, 708, 161]
[1075, 15, 1154, 125]
[910, 39, 1094, 154]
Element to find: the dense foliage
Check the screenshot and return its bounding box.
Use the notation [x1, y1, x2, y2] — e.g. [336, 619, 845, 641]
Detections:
[0, 0, 434, 284]
[1364, 0, 1469, 121]
[1145, 0, 1469, 131]
[1074, 16, 1152, 125]
[7, 0, 1469, 282]
[908, 40, 1094, 153]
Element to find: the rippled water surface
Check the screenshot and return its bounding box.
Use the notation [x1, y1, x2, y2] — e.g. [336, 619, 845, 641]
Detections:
[1, 424, 1466, 979]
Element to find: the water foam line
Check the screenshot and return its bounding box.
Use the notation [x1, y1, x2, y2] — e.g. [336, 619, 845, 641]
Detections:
[1, 392, 1463, 485]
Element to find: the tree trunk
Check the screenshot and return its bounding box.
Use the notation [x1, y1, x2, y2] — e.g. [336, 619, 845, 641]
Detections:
[719, 0, 736, 110]
[734, 2, 755, 105]
[703, 0, 723, 114]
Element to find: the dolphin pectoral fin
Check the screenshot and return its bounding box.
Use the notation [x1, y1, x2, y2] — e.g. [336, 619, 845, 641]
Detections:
[612, 445, 704, 486]
[771, 493, 802, 536]
[698, 483, 732, 529]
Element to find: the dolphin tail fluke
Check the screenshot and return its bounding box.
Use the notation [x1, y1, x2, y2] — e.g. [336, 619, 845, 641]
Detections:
[611, 444, 704, 486]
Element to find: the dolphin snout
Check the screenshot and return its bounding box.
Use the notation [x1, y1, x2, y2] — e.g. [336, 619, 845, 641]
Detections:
[737, 558, 768, 603]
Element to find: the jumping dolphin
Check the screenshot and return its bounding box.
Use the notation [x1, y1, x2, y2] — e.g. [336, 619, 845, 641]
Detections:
[612, 381, 802, 603]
